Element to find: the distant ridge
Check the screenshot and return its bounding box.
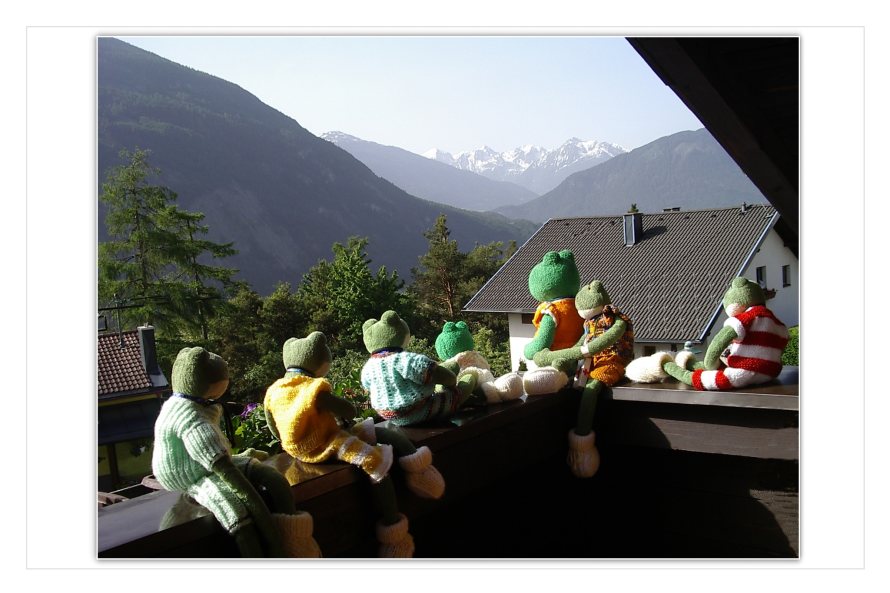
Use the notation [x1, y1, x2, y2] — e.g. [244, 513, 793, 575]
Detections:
[321, 131, 538, 212]
[97, 38, 537, 294]
[494, 128, 767, 222]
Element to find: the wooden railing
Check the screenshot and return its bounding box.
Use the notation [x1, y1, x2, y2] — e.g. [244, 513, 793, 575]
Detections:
[98, 367, 799, 558]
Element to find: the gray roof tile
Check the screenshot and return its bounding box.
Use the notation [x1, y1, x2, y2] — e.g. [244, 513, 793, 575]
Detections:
[464, 204, 778, 342]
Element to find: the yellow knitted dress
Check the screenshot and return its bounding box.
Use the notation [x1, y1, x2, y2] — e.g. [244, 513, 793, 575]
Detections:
[264, 375, 392, 483]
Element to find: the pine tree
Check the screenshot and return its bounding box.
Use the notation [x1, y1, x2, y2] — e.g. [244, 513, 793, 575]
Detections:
[98, 148, 237, 338]
[409, 214, 515, 343]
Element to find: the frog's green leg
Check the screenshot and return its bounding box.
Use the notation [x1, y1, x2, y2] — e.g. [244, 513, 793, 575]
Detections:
[663, 361, 695, 386]
[371, 476, 415, 557]
[567, 378, 603, 478]
[232, 525, 267, 557]
[575, 378, 603, 436]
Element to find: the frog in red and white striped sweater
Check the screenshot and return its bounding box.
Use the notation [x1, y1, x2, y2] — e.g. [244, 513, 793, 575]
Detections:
[626, 277, 789, 390]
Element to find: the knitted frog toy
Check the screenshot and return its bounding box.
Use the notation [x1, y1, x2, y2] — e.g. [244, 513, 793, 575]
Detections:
[361, 310, 478, 426]
[152, 347, 321, 557]
[522, 250, 586, 396]
[626, 277, 789, 390]
[533, 281, 634, 478]
[264, 331, 443, 558]
[435, 321, 523, 403]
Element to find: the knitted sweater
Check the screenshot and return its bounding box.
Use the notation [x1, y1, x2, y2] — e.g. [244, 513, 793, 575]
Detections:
[532, 298, 585, 351]
[263, 375, 342, 462]
[582, 305, 635, 365]
[152, 396, 230, 492]
[361, 351, 440, 424]
[692, 305, 789, 391]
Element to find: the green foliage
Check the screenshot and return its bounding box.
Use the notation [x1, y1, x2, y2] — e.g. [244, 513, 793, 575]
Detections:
[205, 283, 309, 402]
[297, 236, 407, 355]
[328, 349, 377, 420]
[407, 336, 439, 360]
[472, 326, 512, 376]
[98, 148, 237, 339]
[230, 403, 281, 455]
[782, 325, 799, 366]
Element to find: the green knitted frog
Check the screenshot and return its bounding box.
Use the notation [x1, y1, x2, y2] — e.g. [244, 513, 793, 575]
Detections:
[360, 310, 479, 426]
[625, 277, 788, 390]
[522, 250, 586, 395]
[533, 281, 634, 477]
[435, 321, 523, 403]
[264, 331, 445, 558]
[152, 347, 320, 557]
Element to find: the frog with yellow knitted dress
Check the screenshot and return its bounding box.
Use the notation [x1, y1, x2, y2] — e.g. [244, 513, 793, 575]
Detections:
[264, 331, 445, 558]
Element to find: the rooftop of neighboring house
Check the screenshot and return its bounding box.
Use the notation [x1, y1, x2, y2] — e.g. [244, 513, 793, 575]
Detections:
[463, 203, 784, 343]
[97, 327, 169, 400]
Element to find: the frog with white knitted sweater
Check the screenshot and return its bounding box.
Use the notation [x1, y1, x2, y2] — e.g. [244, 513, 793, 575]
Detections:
[434, 321, 523, 403]
[152, 346, 320, 557]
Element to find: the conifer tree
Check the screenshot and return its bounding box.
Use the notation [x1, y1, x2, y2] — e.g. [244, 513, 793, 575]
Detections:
[409, 214, 515, 342]
[99, 148, 237, 338]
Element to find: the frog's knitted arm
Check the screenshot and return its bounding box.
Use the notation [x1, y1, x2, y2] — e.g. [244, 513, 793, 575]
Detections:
[429, 364, 457, 387]
[440, 359, 460, 374]
[316, 390, 359, 420]
[210, 456, 284, 556]
[264, 406, 281, 441]
[523, 315, 556, 359]
[533, 319, 627, 368]
[703, 326, 738, 370]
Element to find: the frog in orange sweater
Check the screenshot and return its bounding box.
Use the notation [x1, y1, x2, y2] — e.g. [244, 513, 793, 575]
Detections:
[522, 250, 585, 395]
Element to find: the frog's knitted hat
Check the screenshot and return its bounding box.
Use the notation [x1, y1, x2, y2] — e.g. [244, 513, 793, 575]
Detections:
[434, 321, 475, 360]
[171, 347, 228, 397]
[362, 310, 410, 353]
[283, 331, 332, 377]
[722, 277, 765, 309]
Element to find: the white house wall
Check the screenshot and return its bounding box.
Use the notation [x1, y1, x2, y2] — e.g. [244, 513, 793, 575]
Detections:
[742, 228, 799, 329]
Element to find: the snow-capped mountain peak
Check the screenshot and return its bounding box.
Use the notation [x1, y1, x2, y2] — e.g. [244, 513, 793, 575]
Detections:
[421, 138, 627, 194]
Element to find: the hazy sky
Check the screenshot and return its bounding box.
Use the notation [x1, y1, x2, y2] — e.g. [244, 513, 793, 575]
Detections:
[121, 35, 703, 155]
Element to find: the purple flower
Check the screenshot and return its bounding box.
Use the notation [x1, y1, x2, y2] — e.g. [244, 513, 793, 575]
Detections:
[240, 402, 259, 418]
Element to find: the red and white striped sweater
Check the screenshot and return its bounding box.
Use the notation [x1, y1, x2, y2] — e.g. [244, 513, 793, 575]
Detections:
[692, 305, 789, 391]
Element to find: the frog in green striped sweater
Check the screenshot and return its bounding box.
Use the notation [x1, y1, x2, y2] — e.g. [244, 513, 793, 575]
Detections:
[152, 346, 320, 557]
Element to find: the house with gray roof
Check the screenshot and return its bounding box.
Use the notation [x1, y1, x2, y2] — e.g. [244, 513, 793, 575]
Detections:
[464, 203, 798, 372]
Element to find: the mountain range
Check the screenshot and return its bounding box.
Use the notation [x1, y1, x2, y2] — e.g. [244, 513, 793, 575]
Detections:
[425, 138, 626, 194]
[320, 131, 538, 212]
[494, 128, 768, 222]
[97, 38, 537, 295]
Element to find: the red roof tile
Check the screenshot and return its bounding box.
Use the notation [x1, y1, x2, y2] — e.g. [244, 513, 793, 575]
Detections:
[97, 330, 155, 397]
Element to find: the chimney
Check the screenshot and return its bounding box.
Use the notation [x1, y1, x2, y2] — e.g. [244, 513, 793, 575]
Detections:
[623, 212, 643, 246]
[137, 325, 166, 386]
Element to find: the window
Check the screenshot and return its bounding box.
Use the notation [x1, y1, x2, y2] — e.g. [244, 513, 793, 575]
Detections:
[756, 266, 766, 288]
[643, 345, 656, 356]
[521, 314, 534, 325]
[782, 264, 791, 287]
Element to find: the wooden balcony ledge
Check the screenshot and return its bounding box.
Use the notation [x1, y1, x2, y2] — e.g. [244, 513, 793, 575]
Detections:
[98, 367, 799, 559]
